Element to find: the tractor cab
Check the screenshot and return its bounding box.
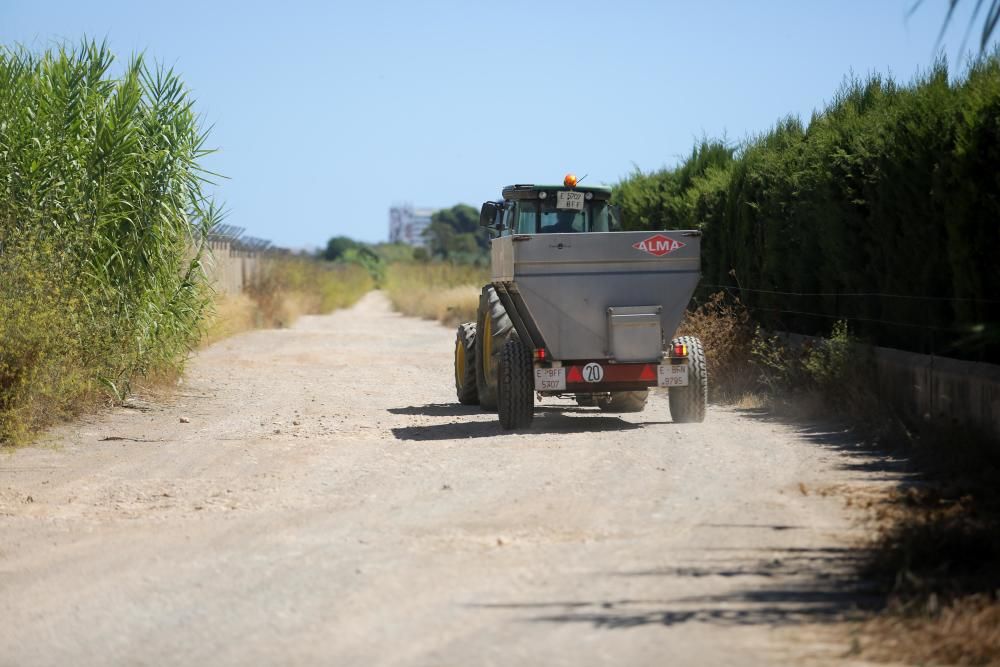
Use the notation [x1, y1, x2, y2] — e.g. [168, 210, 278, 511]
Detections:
[479, 175, 621, 236]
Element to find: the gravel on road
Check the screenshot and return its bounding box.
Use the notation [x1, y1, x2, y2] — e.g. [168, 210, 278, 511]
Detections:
[0, 291, 890, 666]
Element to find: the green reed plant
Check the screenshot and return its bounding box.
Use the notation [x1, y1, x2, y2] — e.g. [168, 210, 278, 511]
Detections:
[0, 40, 220, 443]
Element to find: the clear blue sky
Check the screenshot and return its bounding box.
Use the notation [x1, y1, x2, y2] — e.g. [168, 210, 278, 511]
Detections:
[3, 1, 996, 248]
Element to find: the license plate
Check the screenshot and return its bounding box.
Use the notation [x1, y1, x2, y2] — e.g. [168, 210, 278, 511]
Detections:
[535, 367, 566, 391]
[556, 190, 585, 210]
[658, 364, 689, 387]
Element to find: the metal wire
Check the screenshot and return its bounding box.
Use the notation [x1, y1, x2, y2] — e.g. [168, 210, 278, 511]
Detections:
[700, 283, 1000, 304]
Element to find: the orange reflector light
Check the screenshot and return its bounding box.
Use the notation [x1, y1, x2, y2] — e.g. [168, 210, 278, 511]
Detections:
[533, 348, 546, 361]
[563, 173, 578, 187]
[673, 343, 688, 357]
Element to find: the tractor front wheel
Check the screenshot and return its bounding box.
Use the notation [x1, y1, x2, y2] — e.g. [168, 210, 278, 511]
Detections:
[454, 322, 478, 405]
[475, 286, 512, 411]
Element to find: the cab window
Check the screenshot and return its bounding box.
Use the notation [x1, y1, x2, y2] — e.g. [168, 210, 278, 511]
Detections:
[514, 198, 619, 233]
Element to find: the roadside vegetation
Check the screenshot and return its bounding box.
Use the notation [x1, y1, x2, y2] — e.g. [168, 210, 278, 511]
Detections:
[321, 204, 490, 328]
[0, 41, 370, 446]
[643, 51, 1000, 663]
[383, 262, 487, 327]
[202, 258, 372, 345]
[680, 290, 1000, 664]
[616, 51, 1000, 363]
[0, 41, 219, 445]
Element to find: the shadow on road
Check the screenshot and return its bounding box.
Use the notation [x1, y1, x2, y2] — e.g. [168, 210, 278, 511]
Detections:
[734, 407, 914, 480]
[390, 403, 669, 441]
[470, 546, 880, 630]
[387, 403, 482, 417]
[388, 402, 625, 418]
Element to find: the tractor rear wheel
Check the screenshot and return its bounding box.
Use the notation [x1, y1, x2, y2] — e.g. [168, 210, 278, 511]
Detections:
[454, 322, 478, 405]
[497, 337, 534, 430]
[668, 336, 708, 423]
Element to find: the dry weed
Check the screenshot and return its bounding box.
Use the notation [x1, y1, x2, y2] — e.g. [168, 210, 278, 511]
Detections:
[733, 392, 766, 409]
[384, 262, 488, 327]
[202, 293, 260, 345]
[860, 594, 1000, 665]
[832, 443, 1000, 665]
[243, 258, 372, 330]
[392, 285, 480, 327]
[677, 291, 757, 401]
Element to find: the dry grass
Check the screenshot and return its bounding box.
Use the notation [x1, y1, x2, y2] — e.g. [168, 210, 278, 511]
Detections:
[859, 594, 1000, 665]
[393, 285, 480, 327]
[733, 392, 766, 410]
[802, 423, 1000, 665]
[676, 291, 757, 401]
[384, 262, 488, 327]
[849, 472, 1000, 665]
[201, 258, 373, 345]
[681, 292, 1000, 663]
[202, 293, 261, 345]
[245, 257, 372, 327]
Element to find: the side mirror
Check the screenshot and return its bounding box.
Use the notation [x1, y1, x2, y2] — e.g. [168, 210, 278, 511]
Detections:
[480, 201, 499, 228]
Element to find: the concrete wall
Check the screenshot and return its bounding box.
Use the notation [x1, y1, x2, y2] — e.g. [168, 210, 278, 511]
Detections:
[784, 331, 1000, 439]
[874, 346, 1000, 438]
[203, 240, 263, 295]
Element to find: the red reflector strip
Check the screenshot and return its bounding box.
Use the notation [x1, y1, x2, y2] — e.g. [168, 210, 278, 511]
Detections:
[565, 364, 657, 383]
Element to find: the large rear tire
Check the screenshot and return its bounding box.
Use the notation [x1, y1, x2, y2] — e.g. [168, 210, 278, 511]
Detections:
[454, 322, 478, 405]
[669, 336, 708, 423]
[475, 286, 513, 411]
[498, 337, 534, 430]
[596, 391, 649, 413]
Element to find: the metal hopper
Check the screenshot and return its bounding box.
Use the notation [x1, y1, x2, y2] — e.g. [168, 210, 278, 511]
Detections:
[490, 229, 701, 363]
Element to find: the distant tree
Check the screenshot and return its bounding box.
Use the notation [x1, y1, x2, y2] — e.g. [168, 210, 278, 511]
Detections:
[424, 204, 489, 261]
[432, 204, 480, 235]
[323, 236, 359, 261]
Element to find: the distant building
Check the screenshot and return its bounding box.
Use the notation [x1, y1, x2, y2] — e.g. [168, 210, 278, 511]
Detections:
[389, 205, 436, 247]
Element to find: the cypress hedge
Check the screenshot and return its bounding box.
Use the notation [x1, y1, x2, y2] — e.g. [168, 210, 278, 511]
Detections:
[613, 55, 1000, 361]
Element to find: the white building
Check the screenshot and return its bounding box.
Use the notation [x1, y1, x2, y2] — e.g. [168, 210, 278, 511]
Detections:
[389, 205, 436, 247]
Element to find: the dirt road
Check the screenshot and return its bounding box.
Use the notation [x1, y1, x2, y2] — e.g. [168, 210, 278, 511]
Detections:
[0, 292, 888, 666]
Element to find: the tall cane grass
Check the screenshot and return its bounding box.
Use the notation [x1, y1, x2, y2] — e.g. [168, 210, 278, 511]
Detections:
[0, 40, 220, 443]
